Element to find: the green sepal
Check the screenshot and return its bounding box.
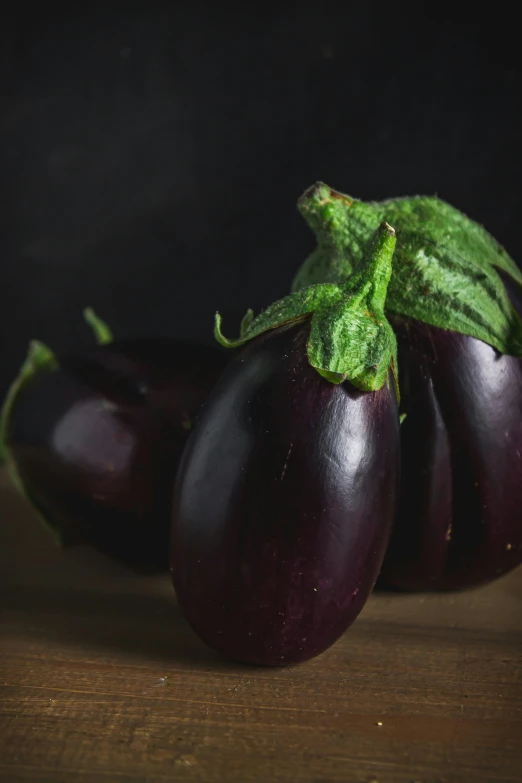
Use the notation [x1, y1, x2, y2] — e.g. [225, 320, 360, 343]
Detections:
[83, 307, 114, 344]
[306, 222, 399, 399]
[214, 283, 343, 348]
[307, 301, 398, 393]
[386, 236, 522, 354]
[293, 183, 522, 357]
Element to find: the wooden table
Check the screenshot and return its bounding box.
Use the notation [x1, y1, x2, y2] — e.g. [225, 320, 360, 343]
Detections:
[0, 467, 520, 783]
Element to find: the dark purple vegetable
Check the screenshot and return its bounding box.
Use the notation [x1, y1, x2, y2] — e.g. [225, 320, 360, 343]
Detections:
[379, 317, 522, 591]
[170, 323, 400, 665]
[3, 336, 228, 571]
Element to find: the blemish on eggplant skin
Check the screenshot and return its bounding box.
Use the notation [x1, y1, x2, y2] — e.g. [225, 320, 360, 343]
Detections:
[506, 543, 512, 550]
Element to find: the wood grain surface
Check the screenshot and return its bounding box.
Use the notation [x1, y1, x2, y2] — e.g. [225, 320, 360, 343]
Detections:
[0, 467, 521, 783]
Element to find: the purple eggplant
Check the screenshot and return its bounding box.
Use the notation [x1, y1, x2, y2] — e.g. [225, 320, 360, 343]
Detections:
[3, 336, 228, 571]
[378, 318, 522, 591]
[171, 323, 400, 665]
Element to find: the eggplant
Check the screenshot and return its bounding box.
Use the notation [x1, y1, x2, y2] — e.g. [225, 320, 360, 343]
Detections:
[378, 317, 522, 591]
[2, 332, 228, 571]
[171, 222, 401, 665]
[171, 323, 400, 665]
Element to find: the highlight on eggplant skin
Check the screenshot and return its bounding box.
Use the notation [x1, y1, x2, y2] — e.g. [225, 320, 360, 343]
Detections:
[5, 338, 228, 571]
[379, 317, 522, 592]
[170, 323, 400, 666]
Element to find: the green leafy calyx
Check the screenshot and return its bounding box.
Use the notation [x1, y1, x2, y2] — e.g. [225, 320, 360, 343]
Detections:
[215, 222, 399, 397]
[293, 182, 522, 356]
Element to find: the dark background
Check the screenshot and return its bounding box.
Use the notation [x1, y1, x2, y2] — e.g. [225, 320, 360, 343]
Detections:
[1, 5, 520, 396]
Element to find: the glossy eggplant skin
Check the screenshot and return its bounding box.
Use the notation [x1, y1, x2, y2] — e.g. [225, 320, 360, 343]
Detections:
[170, 323, 400, 665]
[379, 317, 522, 592]
[6, 338, 228, 571]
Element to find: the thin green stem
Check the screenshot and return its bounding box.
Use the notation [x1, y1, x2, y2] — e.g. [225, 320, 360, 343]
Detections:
[83, 308, 113, 345]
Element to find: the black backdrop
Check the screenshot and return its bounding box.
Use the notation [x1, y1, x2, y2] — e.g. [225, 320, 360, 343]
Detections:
[1, 5, 521, 396]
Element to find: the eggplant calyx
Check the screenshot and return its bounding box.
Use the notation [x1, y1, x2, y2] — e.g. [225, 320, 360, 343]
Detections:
[215, 223, 399, 399]
[293, 181, 522, 358]
[83, 307, 114, 345]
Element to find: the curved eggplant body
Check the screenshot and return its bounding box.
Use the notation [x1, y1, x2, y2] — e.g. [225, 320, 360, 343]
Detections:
[380, 318, 522, 591]
[7, 338, 227, 571]
[171, 324, 400, 665]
